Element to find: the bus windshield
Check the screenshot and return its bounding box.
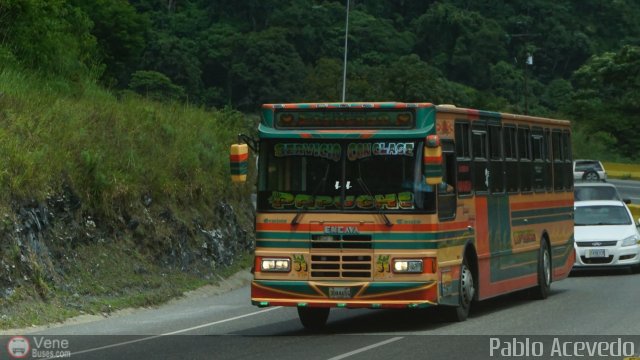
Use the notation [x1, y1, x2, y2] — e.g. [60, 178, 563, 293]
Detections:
[257, 140, 434, 212]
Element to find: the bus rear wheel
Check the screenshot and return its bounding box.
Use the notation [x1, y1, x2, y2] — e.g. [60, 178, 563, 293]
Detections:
[445, 257, 475, 321]
[297, 307, 329, 331]
[529, 240, 551, 300]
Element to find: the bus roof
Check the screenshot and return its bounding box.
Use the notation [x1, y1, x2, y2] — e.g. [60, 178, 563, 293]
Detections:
[435, 104, 571, 127]
[258, 102, 570, 139]
[261, 102, 434, 109]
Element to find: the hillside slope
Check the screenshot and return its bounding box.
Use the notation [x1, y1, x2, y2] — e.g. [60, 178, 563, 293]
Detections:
[0, 69, 256, 329]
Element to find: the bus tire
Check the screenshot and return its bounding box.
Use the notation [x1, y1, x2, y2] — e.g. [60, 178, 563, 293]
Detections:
[530, 240, 551, 300]
[297, 307, 329, 331]
[445, 256, 475, 321]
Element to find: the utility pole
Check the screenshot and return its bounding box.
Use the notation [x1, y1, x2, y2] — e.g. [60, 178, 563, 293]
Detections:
[508, 32, 538, 114]
[524, 53, 533, 114]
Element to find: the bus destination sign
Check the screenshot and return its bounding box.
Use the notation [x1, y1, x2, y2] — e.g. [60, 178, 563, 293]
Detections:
[275, 110, 415, 129]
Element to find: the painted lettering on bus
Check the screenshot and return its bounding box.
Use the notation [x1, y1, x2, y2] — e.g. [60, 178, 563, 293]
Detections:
[513, 230, 537, 245]
[324, 226, 359, 235]
[347, 142, 415, 160]
[267, 191, 414, 210]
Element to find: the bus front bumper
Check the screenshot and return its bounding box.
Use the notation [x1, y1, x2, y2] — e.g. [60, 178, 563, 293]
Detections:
[251, 280, 438, 309]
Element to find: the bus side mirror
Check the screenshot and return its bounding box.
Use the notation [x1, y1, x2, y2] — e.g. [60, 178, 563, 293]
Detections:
[230, 143, 249, 183]
[423, 135, 443, 185]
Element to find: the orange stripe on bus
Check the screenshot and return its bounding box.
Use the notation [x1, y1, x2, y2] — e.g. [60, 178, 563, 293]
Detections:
[510, 199, 573, 210]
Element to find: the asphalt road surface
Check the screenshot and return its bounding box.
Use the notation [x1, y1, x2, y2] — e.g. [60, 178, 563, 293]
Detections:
[609, 178, 640, 204]
[4, 267, 640, 360]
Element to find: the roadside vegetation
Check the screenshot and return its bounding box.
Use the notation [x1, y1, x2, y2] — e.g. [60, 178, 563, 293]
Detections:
[0, 67, 256, 330]
[2, 0, 640, 330]
[603, 162, 640, 182]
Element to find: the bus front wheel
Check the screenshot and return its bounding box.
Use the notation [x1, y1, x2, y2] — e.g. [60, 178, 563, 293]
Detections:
[529, 240, 551, 300]
[445, 257, 475, 321]
[297, 307, 329, 331]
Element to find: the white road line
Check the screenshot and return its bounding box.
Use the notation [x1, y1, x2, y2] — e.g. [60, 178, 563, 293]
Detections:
[42, 307, 282, 359]
[326, 336, 404, 360]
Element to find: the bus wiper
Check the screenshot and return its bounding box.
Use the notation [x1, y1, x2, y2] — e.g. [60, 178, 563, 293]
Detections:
[356, 177, 393, 227]
[291, 164, 330, 225]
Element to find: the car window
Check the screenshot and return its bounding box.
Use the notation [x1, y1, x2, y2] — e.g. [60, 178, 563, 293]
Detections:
[574, 161, 603, 171]
[574, 186, 621, 201]
[574, 205, 631, 226]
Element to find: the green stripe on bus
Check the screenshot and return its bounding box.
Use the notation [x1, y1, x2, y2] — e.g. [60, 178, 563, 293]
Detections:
[512, 206, 573, 218]
[256, 232, 310, 240]
[511, 214, 573, 226]
[254, 281, 319, 295]
[256, 241, 309, 248]
[361, 282, 433, 295]
[487, 196, 514, 283]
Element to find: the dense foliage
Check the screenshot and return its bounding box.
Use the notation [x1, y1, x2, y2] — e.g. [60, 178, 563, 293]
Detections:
[2, 0, 640, 159]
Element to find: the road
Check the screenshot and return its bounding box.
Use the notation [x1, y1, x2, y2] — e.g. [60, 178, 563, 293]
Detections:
[5, 269, 640, 360]
[609, 178, 640, 204]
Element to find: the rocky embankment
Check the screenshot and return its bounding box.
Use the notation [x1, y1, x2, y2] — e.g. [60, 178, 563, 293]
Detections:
[0, 185, 254, 325]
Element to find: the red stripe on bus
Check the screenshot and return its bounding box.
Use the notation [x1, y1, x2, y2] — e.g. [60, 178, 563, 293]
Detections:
[423, 155, 442, 163]
[477, 263, 538, 300]
[473, 197, 489, 255]
[230, 153, 248, 162]
[466, 109, 480, 120]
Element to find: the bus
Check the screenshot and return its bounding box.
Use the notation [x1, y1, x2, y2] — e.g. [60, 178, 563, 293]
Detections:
[229, 102, 575, 330]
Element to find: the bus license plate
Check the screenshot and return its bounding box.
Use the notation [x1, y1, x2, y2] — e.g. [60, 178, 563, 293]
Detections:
[329, 287, 351, 299]
[587, 249, 607, 258]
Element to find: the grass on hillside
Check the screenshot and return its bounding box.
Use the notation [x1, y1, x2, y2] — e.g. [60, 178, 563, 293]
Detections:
[0, 68, 255, 213]
[0, 67, 257, 330]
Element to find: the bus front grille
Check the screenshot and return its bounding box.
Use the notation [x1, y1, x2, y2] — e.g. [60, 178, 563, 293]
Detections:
[310, 255, 372, 278]
[576, 241, 617, 247]
[311, 234, 372, 249]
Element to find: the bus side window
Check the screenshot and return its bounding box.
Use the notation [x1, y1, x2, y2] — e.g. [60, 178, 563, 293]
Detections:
[489, 124, 504, 194]
[455, 121, 472, 196]
[504, 125, 518, 193]
[438, 145, 457, 221]
[532, 126, 545, 192]
[518, 126, 532, 192]
[562, 130, 573, 190]
[552, 130, 563, 191]
[471, 121, 488, 194]
[544, 128, 553, 191]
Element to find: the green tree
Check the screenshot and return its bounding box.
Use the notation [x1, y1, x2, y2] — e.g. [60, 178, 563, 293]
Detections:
[303, 58, 343, 102]
[569, 45, 640, 160]
[0, 0, 98, 78]
[413, 3, 507, 89]
[71, 0, 150, 87]
[229, 28, 307, 108]
[197, 23, 242, 107]
[129, 70, 185, 101]
[140, 33, 203, 101]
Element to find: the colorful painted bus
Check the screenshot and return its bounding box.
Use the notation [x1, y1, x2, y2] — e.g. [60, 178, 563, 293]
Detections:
[230, 102, 575, 330]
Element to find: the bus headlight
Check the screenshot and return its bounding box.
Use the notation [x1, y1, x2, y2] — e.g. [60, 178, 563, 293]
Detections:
[261, 258, 291, 272]
[393, 259, 423, 273]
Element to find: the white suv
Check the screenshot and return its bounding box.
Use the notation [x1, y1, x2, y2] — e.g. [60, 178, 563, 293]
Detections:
[573, 159, 607, 182]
